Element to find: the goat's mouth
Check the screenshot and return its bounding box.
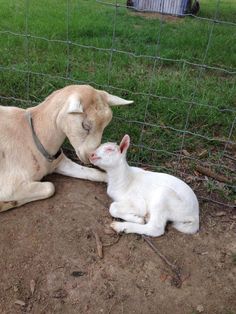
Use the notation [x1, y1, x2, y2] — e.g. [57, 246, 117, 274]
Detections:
[76, 150, 90, 164]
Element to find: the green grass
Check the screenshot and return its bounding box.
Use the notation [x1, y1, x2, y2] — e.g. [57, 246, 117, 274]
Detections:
[0, 0, 235, 176]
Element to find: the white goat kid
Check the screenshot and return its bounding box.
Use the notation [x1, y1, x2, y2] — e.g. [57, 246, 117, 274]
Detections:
[89, 135, 199, 237]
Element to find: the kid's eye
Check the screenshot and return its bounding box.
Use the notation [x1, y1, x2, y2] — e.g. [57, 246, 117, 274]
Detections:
[105, 148, 114, 152]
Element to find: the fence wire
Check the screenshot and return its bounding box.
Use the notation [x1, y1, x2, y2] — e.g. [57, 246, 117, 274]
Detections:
[0, 0, 235, 209]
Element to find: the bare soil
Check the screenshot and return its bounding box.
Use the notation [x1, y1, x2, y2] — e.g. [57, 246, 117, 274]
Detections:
[0, 173, 236, 314]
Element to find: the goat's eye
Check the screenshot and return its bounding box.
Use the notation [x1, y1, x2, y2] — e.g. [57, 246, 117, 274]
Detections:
[82, 121, 91, 133]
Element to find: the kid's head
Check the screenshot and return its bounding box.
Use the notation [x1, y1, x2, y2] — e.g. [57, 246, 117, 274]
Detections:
[89, 134, 130, 170]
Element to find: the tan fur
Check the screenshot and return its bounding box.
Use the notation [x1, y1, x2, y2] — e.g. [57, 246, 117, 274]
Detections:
[0, 85, 132, 211]
[0, 201, 18, 212]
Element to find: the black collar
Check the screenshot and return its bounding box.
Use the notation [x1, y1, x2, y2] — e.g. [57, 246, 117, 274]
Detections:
[26, 111, 62, 162]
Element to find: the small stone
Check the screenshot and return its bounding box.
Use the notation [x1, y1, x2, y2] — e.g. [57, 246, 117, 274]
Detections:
[196, 304, 204, 312]
[160, 273, 169, 282]
[71, 271, 86, 277]
[30, 279, 36, 295]
[52, 288, 68, 299]
[13, 286, 18, 292]
[232, 215, 236, 220]
[26, 303, 33, 312]
[182, 149, 190, 156]
[215, 211, 226, 217]
[14, 300, 25, 306]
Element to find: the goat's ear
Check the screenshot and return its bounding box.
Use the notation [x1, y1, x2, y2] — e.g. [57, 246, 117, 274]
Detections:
[119, 134, 130, 154]
[106, 93, 133, 106]
[67, 96, 83, 114]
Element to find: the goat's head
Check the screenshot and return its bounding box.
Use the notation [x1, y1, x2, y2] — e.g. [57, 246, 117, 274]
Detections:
[56, 85, 133, 164]
[89, 134, 130, 170]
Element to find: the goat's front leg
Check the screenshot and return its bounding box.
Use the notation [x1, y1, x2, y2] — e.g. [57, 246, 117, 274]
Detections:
[54, 154, 107, 183]
[109, 201, 145, 224]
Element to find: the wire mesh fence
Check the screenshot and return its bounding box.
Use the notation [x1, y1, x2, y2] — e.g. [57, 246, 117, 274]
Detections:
[0, 0, 235, 208]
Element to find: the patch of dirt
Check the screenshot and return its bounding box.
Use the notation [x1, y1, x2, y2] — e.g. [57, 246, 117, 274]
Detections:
[0, 174, 236, 314]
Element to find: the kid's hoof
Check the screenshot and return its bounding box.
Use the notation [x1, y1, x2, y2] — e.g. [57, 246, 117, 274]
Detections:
[110, 221, 125, 233]
[135, 216, 145, 224]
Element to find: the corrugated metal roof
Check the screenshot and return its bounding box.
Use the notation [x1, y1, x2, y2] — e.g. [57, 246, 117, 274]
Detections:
[132, 0, 189, 16]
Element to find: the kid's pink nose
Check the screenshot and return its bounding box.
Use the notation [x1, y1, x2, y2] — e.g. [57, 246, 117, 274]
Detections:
[89, 152, 100, 162]
[89, 152, 96, 159]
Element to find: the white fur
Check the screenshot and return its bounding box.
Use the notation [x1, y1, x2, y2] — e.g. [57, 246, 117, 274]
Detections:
[90, 135, 199, 237]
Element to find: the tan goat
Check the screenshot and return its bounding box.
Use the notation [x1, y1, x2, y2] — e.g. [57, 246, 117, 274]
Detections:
[0, 85, 132, 212]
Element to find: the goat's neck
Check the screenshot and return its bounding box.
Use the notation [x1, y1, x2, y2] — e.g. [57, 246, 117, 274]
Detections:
[29, 98, 65, 155]
[107, 159, 133, 192]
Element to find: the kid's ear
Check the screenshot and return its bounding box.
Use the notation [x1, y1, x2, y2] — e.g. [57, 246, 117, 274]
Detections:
[119, 134, 130, 154]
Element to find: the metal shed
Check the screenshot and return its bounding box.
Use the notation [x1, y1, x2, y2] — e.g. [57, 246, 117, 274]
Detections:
[130, 0, 190, 16]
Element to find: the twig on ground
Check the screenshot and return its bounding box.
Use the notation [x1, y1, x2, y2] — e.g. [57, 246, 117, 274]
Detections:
[199, 197, 236, 209]
[195, 164, 232, 184]
[103, 235, 121, 247]
[223, 154, 236, 162]
[92, 230, 103, 258]
[142, 236, 178, 270]
[142, 235, 183, 288]
[108, 299, 117, 314]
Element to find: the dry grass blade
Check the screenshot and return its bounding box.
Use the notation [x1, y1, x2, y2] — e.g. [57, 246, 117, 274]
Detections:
[92, 230, 103, 258]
